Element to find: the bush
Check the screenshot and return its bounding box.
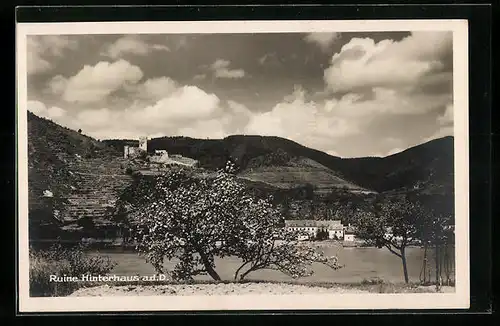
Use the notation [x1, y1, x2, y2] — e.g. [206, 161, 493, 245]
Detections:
[29, 243, 117, 297]
[138, 149, 148, 161]
[131, 170, 141, 178]
[315, 229, 329, 241]
[361, 277, 384, 285]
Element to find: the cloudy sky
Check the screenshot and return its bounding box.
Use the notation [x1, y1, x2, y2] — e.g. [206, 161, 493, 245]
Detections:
[27, 31, 453, 158]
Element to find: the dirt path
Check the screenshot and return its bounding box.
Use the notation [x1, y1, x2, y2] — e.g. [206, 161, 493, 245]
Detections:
[70, 283, 371, 296]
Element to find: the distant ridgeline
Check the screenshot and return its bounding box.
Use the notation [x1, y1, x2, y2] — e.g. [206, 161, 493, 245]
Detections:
[105, 134, 454, 195]
[29, 112, 455, 242]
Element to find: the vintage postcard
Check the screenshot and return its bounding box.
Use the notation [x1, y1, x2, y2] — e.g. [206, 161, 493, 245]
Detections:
[16, 19, 469, 312]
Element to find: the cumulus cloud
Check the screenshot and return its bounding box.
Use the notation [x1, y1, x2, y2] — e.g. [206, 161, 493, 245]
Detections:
[245, 86, 360, 152]
[136, 76, 178, 101]
[47, 75, 68, 95]
[31, 81, 253, 141]
[319, 30, 453, 130]
[27, 32, 454, 157]
[313, 31, 454, 155]
[28, 100, 67, 121]
[193, 73, 207, 81]
[424, 103, 454, 142]
[173, 35, 190, 51]
[324, 31, 452, 93]
[386, 147, 404, 156]
[326, 150, 341, 157]
[424, 126, 454, 143]
[304, 32, 340, 51]
[258, 52, 279, 65]
[210, 59, 245, 79]
[27, 36, 78, 75]
[101, 35, 170, 59]
[126, 85, 222, 129]
[324, 87, 452, 118]
[437, 103, 454, 126]
[48, 60, 144, 103]
[221, 100, 253, 134]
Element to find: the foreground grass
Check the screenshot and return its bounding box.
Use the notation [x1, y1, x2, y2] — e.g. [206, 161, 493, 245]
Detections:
[38, 278, 454, 297]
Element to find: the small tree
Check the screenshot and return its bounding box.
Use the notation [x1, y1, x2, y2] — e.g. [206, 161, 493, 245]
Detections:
[354, 194, 425, 283]
[119, 164, 341, 282]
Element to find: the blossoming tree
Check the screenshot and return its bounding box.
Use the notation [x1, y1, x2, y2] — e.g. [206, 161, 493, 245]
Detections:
[117, 163, 341, 281]
[353, 194, 425, 284]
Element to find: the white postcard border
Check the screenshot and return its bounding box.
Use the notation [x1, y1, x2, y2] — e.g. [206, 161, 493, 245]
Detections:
[16, 19, 470, 312]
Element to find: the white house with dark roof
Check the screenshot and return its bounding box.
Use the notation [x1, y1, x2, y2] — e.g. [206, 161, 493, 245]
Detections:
[343, 225, 357, 242]
[284, 220, 344, 240]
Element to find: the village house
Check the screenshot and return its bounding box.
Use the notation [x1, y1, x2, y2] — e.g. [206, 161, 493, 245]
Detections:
[284, 220, 344, 240]
[343, 225, 357, 242]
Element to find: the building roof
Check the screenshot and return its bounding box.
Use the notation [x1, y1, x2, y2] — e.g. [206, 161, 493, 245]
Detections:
[344, 226, 357, 234]
[285, 220, 343, 229]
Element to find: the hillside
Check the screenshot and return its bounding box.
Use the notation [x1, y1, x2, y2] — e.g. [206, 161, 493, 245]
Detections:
[104, 135, 454, 195]
[27, 112, 133, 240]
[332, 136, 454, 194]
[28, 112, 118, 210]
[28, 113, 454, 240]
[239, 153, 371, 195]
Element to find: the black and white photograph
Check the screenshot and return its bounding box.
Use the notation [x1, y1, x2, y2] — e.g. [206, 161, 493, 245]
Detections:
[16, 19, 469, 311]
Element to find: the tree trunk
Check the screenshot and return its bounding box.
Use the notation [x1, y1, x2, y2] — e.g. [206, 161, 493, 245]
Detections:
[234, 261, 251, 281]
[239, 267, 257, 281]
[420, 243, 428, 284]
[198, 251, 221, 281]
[400, 246, 409, 284]
[205, 263, 221, 281]
[445, 243, 453, 285]
[435, 243, 441, 291]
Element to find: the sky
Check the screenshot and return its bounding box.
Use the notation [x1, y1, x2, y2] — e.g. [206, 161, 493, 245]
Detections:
[26, 31, 454, 158]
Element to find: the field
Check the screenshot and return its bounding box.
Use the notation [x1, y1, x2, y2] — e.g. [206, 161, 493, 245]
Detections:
[239, 166, 364, 194]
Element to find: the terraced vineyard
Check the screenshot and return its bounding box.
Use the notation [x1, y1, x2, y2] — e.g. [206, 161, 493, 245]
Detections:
[27, 112, 134, 236]
[239, 168, 371, 195]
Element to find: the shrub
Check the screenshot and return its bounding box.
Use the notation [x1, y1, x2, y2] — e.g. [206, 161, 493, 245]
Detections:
[29, 243, 117, 297]
[315, 229, 329, 241]
[361, 277, 384, 285]
[138, 149, 148, 161]
[131, 170, 141, 178]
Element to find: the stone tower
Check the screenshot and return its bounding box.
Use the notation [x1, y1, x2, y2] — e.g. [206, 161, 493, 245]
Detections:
[139, 136, 148, 152]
